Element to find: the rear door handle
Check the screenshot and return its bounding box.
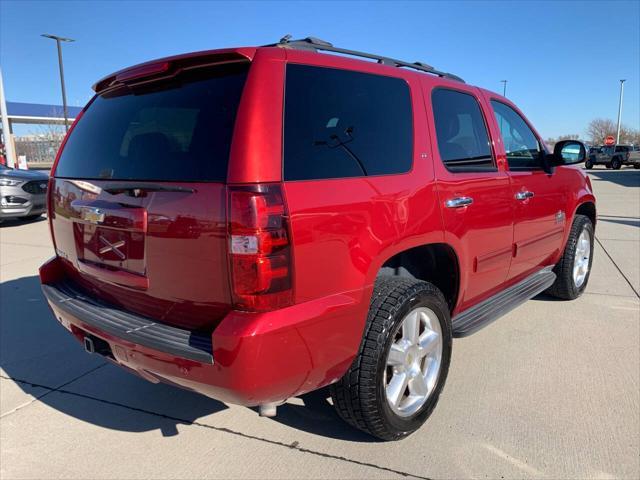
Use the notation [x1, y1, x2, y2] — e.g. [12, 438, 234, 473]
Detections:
[445, 196, 473, 208]
[515, 191, 534, 201]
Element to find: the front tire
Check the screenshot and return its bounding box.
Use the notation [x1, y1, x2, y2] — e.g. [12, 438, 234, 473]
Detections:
[330, 277, 452, 440]
[585, 159, 594, 169]
[611, 158, 622, 170]
[634, 164, 640, 169]
[546, 214, 594, 300]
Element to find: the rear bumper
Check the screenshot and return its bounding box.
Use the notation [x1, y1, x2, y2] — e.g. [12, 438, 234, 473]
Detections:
[42, 280, 214, 364]
[39, 256, 367, 406]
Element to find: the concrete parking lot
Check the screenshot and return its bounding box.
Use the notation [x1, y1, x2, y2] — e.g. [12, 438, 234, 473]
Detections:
[1, 169, 638, 480]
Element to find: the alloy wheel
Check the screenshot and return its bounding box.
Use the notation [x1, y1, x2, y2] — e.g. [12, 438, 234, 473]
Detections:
[573, 228, 591, 288]
[384, 307, 443, 417]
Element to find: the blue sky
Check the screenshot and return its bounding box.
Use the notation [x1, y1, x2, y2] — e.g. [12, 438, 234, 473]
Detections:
[1, 0, 639, 139]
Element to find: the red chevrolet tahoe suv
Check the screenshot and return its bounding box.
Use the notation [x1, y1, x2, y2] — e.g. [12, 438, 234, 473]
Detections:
[39, 37, 596, 440]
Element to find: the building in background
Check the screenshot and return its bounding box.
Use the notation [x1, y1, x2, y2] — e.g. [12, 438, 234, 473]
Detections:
[0, 102, 82, 168]
[14, 134, 64, 164]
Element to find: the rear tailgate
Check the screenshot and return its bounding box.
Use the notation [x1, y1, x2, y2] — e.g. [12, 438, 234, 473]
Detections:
[49, 58, 250, 330]
[51, 179, 229, 330]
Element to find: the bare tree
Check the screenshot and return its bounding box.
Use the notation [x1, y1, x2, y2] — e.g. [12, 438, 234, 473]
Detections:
[14, 109, 67, 164]
[545, 134, 581, 150]
[546, 134, 580, 149]
[619, 125, 640, 145]
[586, 118, 640, 145]
[586, 118, 617, 144]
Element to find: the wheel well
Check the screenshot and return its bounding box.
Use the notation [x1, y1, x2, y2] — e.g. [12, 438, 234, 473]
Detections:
[576, 202, 596, 227]
[378, 243, 459, 312]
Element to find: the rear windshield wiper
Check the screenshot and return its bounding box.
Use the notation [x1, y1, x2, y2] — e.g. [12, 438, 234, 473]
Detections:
[103, 182, 196, 197]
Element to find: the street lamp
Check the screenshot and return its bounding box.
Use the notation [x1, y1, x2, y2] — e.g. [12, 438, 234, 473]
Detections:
[41, 34, 74, 132]
[500, 79, 507, 97]
[615, 79, 626, 145]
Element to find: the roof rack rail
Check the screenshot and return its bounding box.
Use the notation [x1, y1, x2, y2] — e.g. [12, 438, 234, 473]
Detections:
[266, 35, 464, 83]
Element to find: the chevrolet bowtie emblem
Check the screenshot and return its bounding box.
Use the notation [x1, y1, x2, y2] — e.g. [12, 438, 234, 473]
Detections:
[99, 236, 126, 260]
[81, 206, 105, 224]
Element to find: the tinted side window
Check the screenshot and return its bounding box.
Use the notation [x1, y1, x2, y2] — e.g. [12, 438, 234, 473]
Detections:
[431, 89, 494, 172]
[284, 65, 413, 181]
[491, 100, 542, 171]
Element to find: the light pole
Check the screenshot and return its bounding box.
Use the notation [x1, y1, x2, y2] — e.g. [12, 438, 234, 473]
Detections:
[615, 79, 626, 145]
[41, 34, 74, 132]
[0, 67, 17, 168]
[500, 80, 507, 97]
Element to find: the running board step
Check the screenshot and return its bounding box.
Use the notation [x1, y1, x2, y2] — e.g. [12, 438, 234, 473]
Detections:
[452, 267, 556, 337]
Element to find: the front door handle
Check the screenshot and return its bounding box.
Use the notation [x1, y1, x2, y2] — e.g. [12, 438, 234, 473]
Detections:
[445, 196, 474, 208]
[515, 191, 534, 201]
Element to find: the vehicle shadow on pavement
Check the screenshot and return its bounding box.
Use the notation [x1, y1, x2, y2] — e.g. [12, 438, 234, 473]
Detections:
[588, 169, 640, 188]
[267, 388, 377, 442]
[0, 215, 47, 228]
[597, 215, 640, 228]
[1, 275, 371, 441]
[1, 275, 226, 437]
[530, 292, 563, 302]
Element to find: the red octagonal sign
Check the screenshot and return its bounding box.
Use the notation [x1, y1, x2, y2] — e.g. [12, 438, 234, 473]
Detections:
[605, 135, 615, 145]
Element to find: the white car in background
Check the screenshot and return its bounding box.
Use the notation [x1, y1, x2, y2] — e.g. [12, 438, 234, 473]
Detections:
[0, 164, 48, 222]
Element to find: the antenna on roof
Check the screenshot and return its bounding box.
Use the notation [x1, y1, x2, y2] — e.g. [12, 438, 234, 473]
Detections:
[266, 36, 464, 83]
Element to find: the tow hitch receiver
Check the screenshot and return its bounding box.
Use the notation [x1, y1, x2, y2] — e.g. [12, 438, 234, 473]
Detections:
[84, 336, 95, 354]
[82, 334, 113, 359]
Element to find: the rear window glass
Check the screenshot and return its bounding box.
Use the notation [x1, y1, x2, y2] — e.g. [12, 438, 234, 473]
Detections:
[55, 62, 249, 182]
[284, 64, 413, 181]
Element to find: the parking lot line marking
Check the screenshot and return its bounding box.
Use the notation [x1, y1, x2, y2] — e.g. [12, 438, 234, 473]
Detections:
[595, 236, 640, 299]
[1, 373, 430, 480]
[0, 363, 107, 419]
[584, 291, 639, 299]
[482, 444, 544, 477]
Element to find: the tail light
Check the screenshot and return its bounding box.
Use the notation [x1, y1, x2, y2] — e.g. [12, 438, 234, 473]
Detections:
[228, 184, 293, 311]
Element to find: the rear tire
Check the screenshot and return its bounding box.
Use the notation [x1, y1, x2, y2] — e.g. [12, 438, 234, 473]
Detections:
[634, 164, 640, 169]
[611, 158, 622, 170]
[330, 277, 452, 441]
[546, 214, 594, 300]
[584, 159, 593, 169]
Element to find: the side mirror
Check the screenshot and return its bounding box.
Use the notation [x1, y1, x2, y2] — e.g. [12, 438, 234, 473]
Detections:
[551, 140, 586, 166]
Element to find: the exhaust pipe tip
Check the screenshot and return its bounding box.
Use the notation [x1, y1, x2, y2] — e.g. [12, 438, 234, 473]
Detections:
[258, 402, 280, 417]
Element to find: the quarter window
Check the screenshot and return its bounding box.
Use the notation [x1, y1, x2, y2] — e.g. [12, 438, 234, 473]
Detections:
[491, 100, 542, 170]
[283, 65, 413, 181]
[431, 89, 495, 171]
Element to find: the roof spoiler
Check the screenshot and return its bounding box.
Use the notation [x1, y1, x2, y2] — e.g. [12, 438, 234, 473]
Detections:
[92, 49, 254, 93]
